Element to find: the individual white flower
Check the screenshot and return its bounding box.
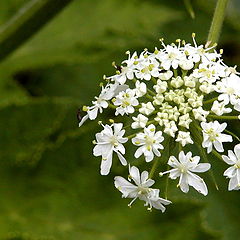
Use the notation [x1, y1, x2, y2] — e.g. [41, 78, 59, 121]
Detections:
[114, 166, 171, 211]
[211, 100, 232, 116]
[135, 58, 160, 80]
[192, 107, 209, 122]
[139, 102, 155, 115]
[183, 75, 196, 88]
[135, 80, 147, 97]
[158, 70, 173, 80]
[93, 123, 128, 175]
[192, 63, 220, 83]
[179, 59, 194, 70]
[201, 121, 233, 153]
[222, 144, 240, 191]
[79, 83, 129, 126]
[111, 51, 138, 84]
[175, 131, 193, 146]
[178, 113, 192, 129]
[132, 124, 164, 162]
[159, 44, 184, 70]
[131, 114, 148, 129]
[153, 93, 165, 105]
[170, 76, 184, 88]
[199, 81, 214, 94]
[153, 80, 168, 94]
[87, 84, 116, 120]
[114, 89, 139, 115]
[163, 121, 178, 137]
[160, 151, 210, 195]
[216, 74, 240, 104]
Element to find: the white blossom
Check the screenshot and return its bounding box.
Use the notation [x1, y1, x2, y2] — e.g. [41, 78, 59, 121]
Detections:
[131, 114, 148, 129]
[222, 144, 240, 191]
[115, 166, 171, 211]
[201, 121, 233, 153]
[160, 151, 210, 195]
[158, 70, 173, 80]
[132, 124, 164, 162]
[80, 36, 240, 207]
[135, 80, 147, 97]
[211, 100, 232, 116]
[192, 107, 209, 122]
[114, 89, 139, 116]
[93, 123, 128, 175]
[175, 131, 193, 146]
[139, 102, 155, 115]
[216, 74, 240, 104]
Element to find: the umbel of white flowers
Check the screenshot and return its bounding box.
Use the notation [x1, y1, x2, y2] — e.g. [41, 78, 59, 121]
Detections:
[79, 34, 240, 211]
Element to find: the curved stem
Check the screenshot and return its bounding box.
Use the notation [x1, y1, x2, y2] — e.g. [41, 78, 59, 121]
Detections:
[207, 0, 229, 45]
[0, 0, 73, 61]
[224, 129, 240, 142]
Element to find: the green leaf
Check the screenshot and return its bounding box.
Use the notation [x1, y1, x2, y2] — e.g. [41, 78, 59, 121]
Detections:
[0, 138, 218, 240]
[0, 97, 81, 164]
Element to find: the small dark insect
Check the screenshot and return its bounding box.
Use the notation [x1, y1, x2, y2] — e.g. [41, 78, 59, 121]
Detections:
[112, 61, 122, 73]
[115, 65, 122, 72]
[77, 108, 82, 122]
[160, 69, 168, 73]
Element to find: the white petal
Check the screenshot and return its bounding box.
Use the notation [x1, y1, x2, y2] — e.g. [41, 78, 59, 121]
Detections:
[169, 169, 181, 179]
[143, 179, 155, 188]
[234, 144, 240, 159]
[222, 154, 235, 165]
[116, 151, 127, 166]
[88, 107, 98, 120]
[228, 175, 238, 191]
[187, 172, 208, 195]
[191, 163, 211, 173]
[224, 166, 236, 178]
[78, 115, 89, 127]
[213, 141, 224, 152]
[141, 171, 149, 183]
[167, 156, 179, 168]
[134, 147, 144, 158]
[114, 176, 138, 198]
[179, 174, 189, 193]
[100, 154, 113, 175]
[129, 166, 141, 185]
[114, 123, 123, 134]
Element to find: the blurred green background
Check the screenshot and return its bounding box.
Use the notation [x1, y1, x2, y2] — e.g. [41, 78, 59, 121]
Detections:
[0, 0, 239, 239]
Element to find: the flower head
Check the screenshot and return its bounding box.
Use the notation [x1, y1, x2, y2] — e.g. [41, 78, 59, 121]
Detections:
[80, 35, 240, 210]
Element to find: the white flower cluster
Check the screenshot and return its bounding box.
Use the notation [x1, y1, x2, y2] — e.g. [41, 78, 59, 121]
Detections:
[79, 34, 240, 211]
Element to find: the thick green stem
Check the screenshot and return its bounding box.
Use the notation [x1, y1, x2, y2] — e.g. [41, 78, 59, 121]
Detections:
[208, 115, 239, 120]
[207, 0, 229, 45]
[0, 0, 73, 61]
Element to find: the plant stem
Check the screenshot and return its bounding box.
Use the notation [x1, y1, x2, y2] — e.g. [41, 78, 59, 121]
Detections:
[149, 136, 170, 178]
[207, 0, 229, 45]
[207, 115, 239, 120]
[0, 0, 73, 61]
[203, 97, 218, 104]
[224, 129, 240, 142]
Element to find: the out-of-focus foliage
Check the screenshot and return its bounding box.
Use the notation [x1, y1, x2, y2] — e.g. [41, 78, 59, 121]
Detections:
[0, 0, 239, 239]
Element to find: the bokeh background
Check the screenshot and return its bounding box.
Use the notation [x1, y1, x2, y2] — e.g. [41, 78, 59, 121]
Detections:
[0, 0, 239, 239]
